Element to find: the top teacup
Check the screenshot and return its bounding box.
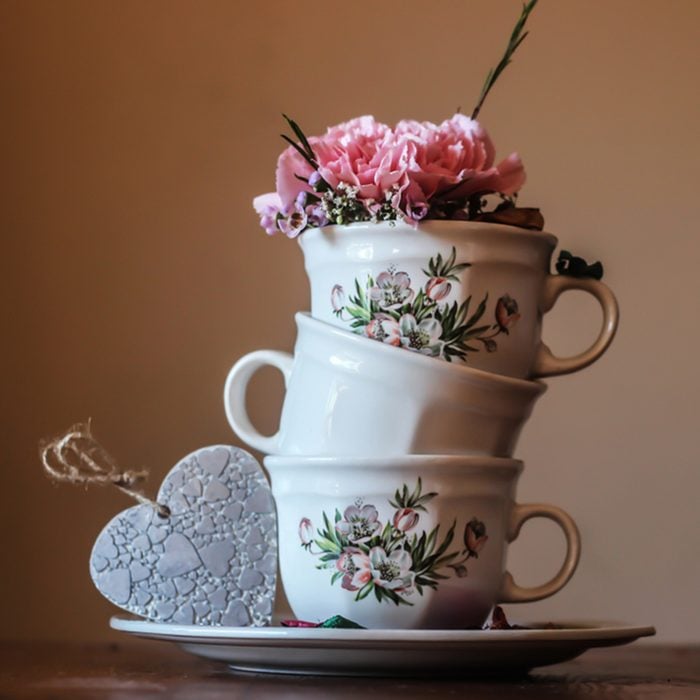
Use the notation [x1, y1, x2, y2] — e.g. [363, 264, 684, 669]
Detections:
[299, 220, 619, 379]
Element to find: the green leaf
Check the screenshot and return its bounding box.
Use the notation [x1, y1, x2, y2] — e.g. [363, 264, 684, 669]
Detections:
[412, 477, 422, 501]
[433, 520, 457, 558]
[282, 113, 317, 165]
[446, 246, 456, 270]
[413, 531, 427, 562]
[425, 526, 438, 553]
[330, 571, 343, 585]
[462, 324, 492, 339]
[315, 537, 341, 553]
[355, 582, 374, 601]
[415, 573, 440, 589]
[449, 262, 471, 275]
[381, 588, 413, 607]
[347, 306, 371, 321]
[463, 294, 488, 330]
[280, 134, 317, 170]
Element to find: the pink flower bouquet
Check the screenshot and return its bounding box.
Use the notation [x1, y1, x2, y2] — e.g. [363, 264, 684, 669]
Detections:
[254, 1, 544, 238]
[254, 114, 527, 238]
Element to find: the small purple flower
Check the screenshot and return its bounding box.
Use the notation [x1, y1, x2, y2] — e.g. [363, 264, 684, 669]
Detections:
[253, 193, 283, 236]
[277, 209, 308, 238]
[306, 203, 329, 228]
[259, 207, 280, 236]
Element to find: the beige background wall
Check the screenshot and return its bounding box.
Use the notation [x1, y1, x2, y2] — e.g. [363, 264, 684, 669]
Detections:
[2, 0, 699, 642]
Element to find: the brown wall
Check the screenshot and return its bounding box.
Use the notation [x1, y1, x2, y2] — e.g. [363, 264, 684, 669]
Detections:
[2, 0, 699, 642]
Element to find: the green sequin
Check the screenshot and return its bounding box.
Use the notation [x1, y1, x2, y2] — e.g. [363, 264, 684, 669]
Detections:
[318, 615, 365, 629]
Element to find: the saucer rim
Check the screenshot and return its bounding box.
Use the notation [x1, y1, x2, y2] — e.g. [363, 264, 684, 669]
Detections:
[110, 615, 656, 645]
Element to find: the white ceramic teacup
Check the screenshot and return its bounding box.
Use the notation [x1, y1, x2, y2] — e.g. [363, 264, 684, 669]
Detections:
[224, 313, 546, 457]
[266, 455, 581, 630]
[299, 220, 619, 379]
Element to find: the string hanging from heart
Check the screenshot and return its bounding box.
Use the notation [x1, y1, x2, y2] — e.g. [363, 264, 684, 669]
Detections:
[39, 421, 170, 518]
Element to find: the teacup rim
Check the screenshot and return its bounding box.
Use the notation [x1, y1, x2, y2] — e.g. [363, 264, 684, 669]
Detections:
[296, 312, 547, 393]
[300, 219, 559, 247]
[265, 454, 524, 474]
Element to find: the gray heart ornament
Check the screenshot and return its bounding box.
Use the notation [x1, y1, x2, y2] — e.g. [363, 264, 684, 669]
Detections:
[90, 445, 277, 626]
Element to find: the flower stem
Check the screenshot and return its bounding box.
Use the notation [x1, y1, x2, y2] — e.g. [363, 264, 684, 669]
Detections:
[471, 0, 539, 121]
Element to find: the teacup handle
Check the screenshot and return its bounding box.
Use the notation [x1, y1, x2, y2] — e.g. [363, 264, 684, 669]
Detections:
[223, 350, 293, 454]
[532, 275, 619, 378]
[498, 503, 581, 604]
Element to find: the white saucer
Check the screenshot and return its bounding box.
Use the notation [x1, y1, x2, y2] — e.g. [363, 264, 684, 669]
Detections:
[110, 616, 655, 677]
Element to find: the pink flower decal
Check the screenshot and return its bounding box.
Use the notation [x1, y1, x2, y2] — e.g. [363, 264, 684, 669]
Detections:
[495, 294, 521, 333]
[393, 507, 419, 532]
[298, 517, 314, 548]
[300, 478, 489, 605]
[369, 271, 414, 310]
[336, 547, 372, 591]
[331, 284, 345, 316]
[340, 248, 520, 363]
[365, 314, 401, 346]
[399, 314, 443, 356]
[463, 517, 488, 558]
[335, 504, 381, 544]
[425, 276, 452, 302]
[369, 547, 415, 593]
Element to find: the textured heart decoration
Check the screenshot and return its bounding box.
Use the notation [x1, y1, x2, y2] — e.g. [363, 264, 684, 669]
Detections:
[90, 445, 277, 626]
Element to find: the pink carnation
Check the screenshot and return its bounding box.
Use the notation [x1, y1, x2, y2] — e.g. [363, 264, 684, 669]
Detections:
[253, 113, 527, 235]
[397, 114, 526, 204]
[315, 116, 410, 204]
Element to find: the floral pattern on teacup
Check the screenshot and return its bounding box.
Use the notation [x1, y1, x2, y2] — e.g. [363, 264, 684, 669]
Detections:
[331, 247, 520, 362]
[299, 479, 488, 606]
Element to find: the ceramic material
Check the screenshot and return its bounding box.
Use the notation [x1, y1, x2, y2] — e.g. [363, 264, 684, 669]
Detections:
[265, 455, 580, 630]
[299, 220, 619, 378]
[90, 446, 277, 626]
[224, 313, 546, 457]
[110, 616, 656, 677]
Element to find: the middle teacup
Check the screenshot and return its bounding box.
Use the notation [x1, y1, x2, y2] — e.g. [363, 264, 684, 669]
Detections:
[224, 313, 546, 457]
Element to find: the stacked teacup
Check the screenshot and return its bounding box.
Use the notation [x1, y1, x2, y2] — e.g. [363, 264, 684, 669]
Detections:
[224, 220, 618, 629]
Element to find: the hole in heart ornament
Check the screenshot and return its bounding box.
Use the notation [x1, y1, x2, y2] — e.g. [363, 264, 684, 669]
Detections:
[90, 445, 277, 626]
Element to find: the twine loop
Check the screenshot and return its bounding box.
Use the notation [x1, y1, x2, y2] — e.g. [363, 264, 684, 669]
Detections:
[39, 421, 170, 518]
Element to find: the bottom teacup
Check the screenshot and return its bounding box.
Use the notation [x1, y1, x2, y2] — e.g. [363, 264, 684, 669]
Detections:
[265, 455, 580, 630]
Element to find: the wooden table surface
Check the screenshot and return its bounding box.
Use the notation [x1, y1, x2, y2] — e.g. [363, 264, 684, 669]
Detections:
[1, 641, 699, 699]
